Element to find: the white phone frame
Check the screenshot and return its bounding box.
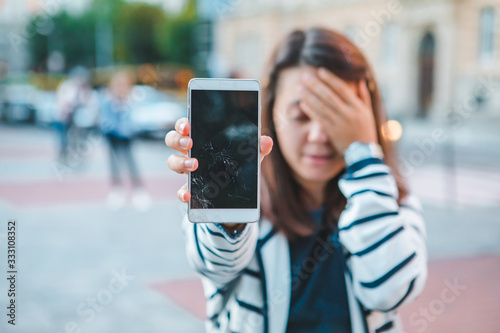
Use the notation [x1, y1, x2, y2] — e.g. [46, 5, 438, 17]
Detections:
[187, 78, 261, 223]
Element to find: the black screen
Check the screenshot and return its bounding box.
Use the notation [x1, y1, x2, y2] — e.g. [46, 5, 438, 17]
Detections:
[190, 89, 259, 209]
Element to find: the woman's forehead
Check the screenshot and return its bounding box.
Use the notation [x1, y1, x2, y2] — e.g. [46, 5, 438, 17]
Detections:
[276, 66, 358, 99]
[277, 66, 316, 87]
[275, 66, 315, 108]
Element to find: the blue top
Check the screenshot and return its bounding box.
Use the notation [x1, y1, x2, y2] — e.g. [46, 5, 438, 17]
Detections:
[286, 205, 352, 333]
[99, 92, 135, 139]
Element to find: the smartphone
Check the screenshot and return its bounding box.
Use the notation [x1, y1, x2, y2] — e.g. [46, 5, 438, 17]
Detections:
[187, 78, 260, 223]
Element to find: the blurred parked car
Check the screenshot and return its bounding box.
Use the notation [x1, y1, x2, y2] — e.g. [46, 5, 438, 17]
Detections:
[30, 84, 184, 137]
[0, 84, 6, 120]
[1, 84, 37, 123]
[33, 89, 100, 129]
[72, 90, 100, 129]
[32, 90, 57, 125]
[128, 85, 186, 139]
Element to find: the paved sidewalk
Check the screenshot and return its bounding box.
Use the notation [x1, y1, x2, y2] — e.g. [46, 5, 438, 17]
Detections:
[152, 256, 500, 333]
[0, 200, 205, 333]
[399, 256, 500, 333]
[399, 115, 500, 152]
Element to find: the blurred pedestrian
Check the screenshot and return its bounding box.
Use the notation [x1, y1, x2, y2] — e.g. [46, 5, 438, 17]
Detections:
[167, 28, 427, 332]
[99, 70, 150, 211]
[55, 66, 93, 161]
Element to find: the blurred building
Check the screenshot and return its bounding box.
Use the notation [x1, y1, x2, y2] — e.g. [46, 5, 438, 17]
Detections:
[212, 0, 500, 119]
[0, 0, 90, 75]
[0, 0, 35, 74]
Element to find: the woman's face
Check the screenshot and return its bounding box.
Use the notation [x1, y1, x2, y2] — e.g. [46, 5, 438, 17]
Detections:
[110, 72, 133, 100]
[272, 66, 358, 189]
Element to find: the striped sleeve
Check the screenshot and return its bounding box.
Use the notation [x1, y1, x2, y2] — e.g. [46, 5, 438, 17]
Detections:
[182, 214, 259, 289]
[338, 158, 428, 311]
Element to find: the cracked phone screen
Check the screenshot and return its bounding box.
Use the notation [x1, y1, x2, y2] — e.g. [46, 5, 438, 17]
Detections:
[190, 89, 258, 209]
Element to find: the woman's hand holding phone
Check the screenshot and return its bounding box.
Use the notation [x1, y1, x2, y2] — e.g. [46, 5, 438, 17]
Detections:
[166, 117, 273, 231]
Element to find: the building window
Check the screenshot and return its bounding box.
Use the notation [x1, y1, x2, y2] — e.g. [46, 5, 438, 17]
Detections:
[382, 22, 401, 67]
[479, 7, 497, 64]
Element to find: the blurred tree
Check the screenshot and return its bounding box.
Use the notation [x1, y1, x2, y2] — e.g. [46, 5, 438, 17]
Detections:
[29, 22, 49, 72]
[28, 0, 198, 72]
[154, 0, 197, 66]
[29, 11, 96, 71]
[116, 3, 166, 64]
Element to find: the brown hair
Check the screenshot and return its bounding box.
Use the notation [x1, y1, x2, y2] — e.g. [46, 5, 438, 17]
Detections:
[260, 27, 408, 239]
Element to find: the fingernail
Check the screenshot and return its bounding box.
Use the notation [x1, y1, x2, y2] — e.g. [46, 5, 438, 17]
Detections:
[181, 191, 187, 202]
[179, 137, 190, 148]
[303, 73, 313, 82]
[179, 122, 186, 132]
[184, 159, 195, 169]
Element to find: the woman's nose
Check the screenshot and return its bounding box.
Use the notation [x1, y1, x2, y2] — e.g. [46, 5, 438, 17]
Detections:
[307, 121, 328, 143]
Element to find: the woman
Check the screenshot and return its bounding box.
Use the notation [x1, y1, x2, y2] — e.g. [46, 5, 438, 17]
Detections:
[100, 70, 150, 211]
[166, 28, 427, 333]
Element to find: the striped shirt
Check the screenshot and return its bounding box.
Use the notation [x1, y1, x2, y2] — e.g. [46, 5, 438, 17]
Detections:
[182, 157, 428, 333]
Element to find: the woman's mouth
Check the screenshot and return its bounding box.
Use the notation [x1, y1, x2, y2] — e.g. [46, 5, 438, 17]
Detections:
[304, 153, 335, 165]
